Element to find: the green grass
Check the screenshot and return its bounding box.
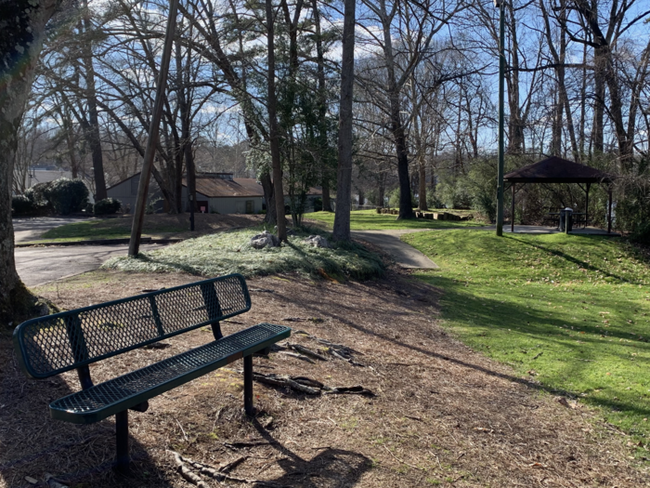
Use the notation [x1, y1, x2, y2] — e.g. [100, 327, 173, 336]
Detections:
[307, 210, 482, 230]
[103, 227, 384, 281]
[402, 230, 650, 456]
[39, 218, 183, 241]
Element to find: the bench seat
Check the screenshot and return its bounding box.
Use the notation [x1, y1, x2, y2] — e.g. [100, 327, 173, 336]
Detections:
[51, 322, 290, 424]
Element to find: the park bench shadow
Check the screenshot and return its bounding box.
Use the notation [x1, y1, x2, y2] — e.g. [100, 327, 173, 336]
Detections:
[0, 340, 171, 488]
[251, 419, 372, 487]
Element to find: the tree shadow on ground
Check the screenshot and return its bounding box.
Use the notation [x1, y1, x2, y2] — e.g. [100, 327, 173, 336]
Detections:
[251, 419, 372, 487]
[0, 337, 171, 488]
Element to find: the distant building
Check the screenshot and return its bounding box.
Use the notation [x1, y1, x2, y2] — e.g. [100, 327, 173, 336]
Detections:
[107, 172, 322, 214]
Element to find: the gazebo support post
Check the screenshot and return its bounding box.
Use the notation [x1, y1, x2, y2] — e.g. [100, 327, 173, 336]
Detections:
[511, 183, 515, 233]
[585, 183, 590, 228]
[607, 187, 613, 234]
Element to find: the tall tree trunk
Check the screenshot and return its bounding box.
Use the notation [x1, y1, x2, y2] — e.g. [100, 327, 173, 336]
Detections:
[312, 0, 332, 212]
[332, 0, 356, 241]
[505, 2, 524, 154]
[260, 171, 277, 225]
[81, 0, 106, 200]
[592, 47, 606, 154]
[0, 0, 61, 325]
[266, 0, 286, 241]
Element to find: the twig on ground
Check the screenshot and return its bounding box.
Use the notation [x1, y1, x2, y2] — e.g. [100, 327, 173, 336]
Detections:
[287, 343, 329, 361]
[277, 351, 316, 363]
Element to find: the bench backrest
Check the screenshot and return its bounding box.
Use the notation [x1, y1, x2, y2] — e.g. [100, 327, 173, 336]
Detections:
[13, 274, 251, 379]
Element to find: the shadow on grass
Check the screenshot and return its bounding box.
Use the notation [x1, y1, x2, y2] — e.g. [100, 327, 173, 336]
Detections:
[268, 275, 650, 422]
[417, 275, 650, 417]
[252, 418, 372, 486]
[506, 235, 636, 284]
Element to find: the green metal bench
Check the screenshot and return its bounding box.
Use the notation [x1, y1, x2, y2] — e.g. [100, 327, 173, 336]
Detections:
[12, 274, 291, 470]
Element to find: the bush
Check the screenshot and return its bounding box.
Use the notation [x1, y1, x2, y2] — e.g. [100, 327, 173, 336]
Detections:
[11, 195, 34, 215]
[426, 188, 444, 209]
[630, 222, 650, 245]
[388, 187, 415, 208]
[44, 178, 89, 215]
[436, 179, 472, 209]
[94, 198, 122, 216]
[24, 182, 53, 207]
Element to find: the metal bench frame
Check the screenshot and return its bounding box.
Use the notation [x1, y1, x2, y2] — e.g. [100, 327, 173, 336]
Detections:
[13, 274, 291, 470]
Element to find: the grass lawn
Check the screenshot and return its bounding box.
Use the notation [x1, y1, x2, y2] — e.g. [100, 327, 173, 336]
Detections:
[39, 216, 183, 241]
[34, 213, 264, 243]
[103, 227, 384, 281]
[307, 209, 482, 230]
[403, 229, 650, 456]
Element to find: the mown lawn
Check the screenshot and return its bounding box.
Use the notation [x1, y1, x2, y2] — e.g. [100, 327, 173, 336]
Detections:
[307, 209, 481, 230]
[403, 229, 650, 456]
[39, 217, 182, 241]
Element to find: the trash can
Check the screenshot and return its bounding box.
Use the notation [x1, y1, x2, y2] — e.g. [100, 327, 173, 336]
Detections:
[559, 207, 573, 233]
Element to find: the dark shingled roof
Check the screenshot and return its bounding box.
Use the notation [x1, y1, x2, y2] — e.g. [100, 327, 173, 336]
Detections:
[504, 157, 613, 184]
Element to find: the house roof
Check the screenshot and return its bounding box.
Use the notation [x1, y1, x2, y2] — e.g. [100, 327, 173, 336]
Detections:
[504, 157, 613, 184]
[192, 176, 265, 198]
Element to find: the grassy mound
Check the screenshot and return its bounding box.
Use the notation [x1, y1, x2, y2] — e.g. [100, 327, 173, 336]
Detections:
[103, 227, 384, 281]
[404, 229, 650, 456]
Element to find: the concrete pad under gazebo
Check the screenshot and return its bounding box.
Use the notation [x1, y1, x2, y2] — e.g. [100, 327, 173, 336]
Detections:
[504, 156, 614, 234]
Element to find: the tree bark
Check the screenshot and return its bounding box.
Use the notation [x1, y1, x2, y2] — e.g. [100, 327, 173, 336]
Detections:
[266, 0, 286, 241]
[312, 0, 332, 212]
[80, 0, 106, 200]
[0, 0, 61, 324]
[332, 0, 356, 241]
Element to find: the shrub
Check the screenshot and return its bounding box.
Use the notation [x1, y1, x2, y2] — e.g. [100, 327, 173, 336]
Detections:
[629, 222, 650, 245]
[426, 188, 444, 209]
[94, 198, 122, 216]
[11, 195, 34, 215]
[44, 178, 89, 215]
[388, 187, 415, 208]
[24, 182, 53, 207]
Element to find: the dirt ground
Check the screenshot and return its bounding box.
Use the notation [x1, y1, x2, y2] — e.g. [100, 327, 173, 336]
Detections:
[1, 266, 649, 487]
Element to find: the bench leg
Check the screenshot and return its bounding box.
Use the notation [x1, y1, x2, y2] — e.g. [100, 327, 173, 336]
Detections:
[116, 410, 129, 472]
[244, 355, 254, 417]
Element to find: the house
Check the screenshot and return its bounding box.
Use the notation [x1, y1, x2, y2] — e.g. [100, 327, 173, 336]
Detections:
[107, 172, 322, 214]
[184, 173, 264, 214]
[105, 172, 164, 213]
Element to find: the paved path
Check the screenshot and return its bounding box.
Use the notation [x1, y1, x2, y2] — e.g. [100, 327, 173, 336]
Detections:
[12, 217, 165, 287]
[351, 229, 438, 269]
[15, 243, 165, 287]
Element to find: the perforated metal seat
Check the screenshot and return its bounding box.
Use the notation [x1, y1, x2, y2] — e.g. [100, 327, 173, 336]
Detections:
[50, 322, 289, 424]
[13, 275, 291, 470]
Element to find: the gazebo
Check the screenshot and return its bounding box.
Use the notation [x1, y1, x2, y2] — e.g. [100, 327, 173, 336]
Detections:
[504, 157, 614, 233]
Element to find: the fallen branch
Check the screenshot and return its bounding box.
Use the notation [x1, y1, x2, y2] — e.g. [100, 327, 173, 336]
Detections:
[169, 451, 280, 486]
[292, 330, 365, 366]
[287, 343, 329, 361]
[277, 351, 315, 363]
[323, 385, 376, 397]
[252, 372, 321, 395]
[170, 451, 208, 488]
[247, 371, 375, 397]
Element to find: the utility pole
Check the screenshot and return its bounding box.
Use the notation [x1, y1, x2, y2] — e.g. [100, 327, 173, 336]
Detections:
[128, 0, 179, 256]
[495, 0, 505, 236]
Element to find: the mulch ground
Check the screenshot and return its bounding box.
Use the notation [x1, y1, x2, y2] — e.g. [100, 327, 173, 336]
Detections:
[1, 267, 648, 487]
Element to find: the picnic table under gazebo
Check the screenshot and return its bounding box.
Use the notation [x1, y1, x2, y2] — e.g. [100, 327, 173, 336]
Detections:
[504, 156, 614, 234]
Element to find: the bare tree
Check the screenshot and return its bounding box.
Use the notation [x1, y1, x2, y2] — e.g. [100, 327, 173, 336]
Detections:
[0, 0, 62, 324]
[332, 0, 356, 241]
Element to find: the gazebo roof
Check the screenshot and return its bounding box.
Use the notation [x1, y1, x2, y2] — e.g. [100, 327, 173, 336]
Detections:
[504, 156, 613, 184]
